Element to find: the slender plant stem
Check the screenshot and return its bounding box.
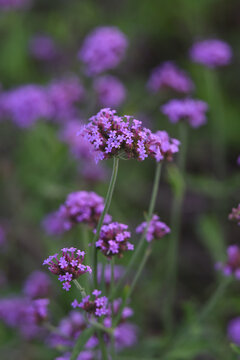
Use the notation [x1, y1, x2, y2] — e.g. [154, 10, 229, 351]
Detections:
[110, 257, 116, 357]
[112, 162, 162, 299]
[73, 279, 86, 298]
[97, 330, 108, 360]
[164, 122, 188, 332]
[93, 157, 119, 288]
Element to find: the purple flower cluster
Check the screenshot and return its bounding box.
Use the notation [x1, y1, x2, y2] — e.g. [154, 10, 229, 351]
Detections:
[43, 191, 111, 236]
[96, 222, 134, 258]
[161, 98, 208, 128]
[229, 204, 240, 226]
[94, 75, 126, 107]
[80, 108, 180, 162]
[23, 271, 51, 299]
[0, 297, 49, 339]
[0, 0, 31, 10]
[29, 35, 57, 61]
[189, 39, 232, 68]
[228, 317, 240, 345]
[147, 61, 194, 94]
[79, 26, 128, 75]
[215, 245, 240, 279]
[72, 290, 108, 317]
[136, 214, 170, 242]
[43, 248, 92, 291]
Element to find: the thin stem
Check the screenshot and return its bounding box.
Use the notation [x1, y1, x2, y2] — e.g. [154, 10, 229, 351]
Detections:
[97, 330, 108, 360]
[73, 279, 86, 298]
[93, 157, 119, 288]
[113, 162, 162, 298]
[163, 122, 188, 332]
[110, 258, 116, 357]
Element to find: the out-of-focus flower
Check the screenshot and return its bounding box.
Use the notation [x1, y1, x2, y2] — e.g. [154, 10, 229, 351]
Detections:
[136, 214, 170, 242]
[94, 75, 126, 107]
[229, 204, 240, 226]
[80, 108, 180, 162]
[43, 191, 112, 236]
[97, 263, 124, 285]
[72, 290, 108, 317]
[0, 0, 31, 10]
[78, 26, 128, 75]
[23, 271, 51, 299]
[55, 351, 94, 360]
[0, 297, 49, 339]
[147, 61, 194, 93]
[215, 245, 240, 279]
[228, 317, 240, 345]
[43, 248, 92, 291]
[237, 155, 240, 167]
[0, 225, 6, 247]
[189, 39, 232, 68]
[161, 98, 208, 128]
[96, 222, 133, 258]
[29, 35, 57, 61]
[0, 85, 51, 127]
[47, 76, 85, 122]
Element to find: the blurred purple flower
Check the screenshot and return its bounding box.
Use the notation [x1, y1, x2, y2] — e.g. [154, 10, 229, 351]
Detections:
[189, 39, 232, 68]
[229, 204, 240, 226]
[136, 214, 170, 242]
[215, 245, 240, 279]
[97, 263, 124, 285]
[237, 155, 240, 166]
[29, 35, 57, 61]
[79, 26, 128, 75]
[23, 270, 51, 299]
[0, 0, 31, 10]
[0, 225, 6, 247]
[94, 75, 126, 107]
[228, 317, 240, 345]
[72, 290, 108, 317]
[147, 61, 194, 93]
[161, 98, 208, 128]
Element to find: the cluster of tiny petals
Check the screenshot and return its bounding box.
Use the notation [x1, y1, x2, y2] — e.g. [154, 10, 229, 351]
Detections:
[215, 245, 240, 280]
[229, 204, 240, 226]
[43, 248, 92, 291]
[227, 317, 240, 345]
[94, 75, 126, 107]
[147, 61, 194, 93]
[72, 290, 108, 317]
[96, 222, 133, 258]
[161, 98, 208, 128]
[80, 108, 180, 163]
[78, 26, 128, 75]
[189, 39, 232, 68]
[136, 214, 171, 242]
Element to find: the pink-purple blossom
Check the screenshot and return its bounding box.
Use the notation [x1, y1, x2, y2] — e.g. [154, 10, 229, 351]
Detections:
[23, 271, 51, 299]
[161, 98, 208, 128]
[94, 75, 126, 107]
[72, 290, 108, 317]
[29, 35, 57, 61]
[215, 245, 240, 279]
[136, 214, 170, 242]
[189, 39, 232, 68]
[78, 26, 128, 75]
[227, 317, 240, 345]
[43, 248, 92, 291]
[229, 204, 240, 226]
[147, 61, 194, 94]
[0, 0, 31, 10]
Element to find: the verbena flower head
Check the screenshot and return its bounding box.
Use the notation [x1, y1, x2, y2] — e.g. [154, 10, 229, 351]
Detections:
[147, 61, 194, 93]
[43, 191, 111, 236]
[0, 0, 31, 10]
[161, 98, 208, 128]
[23, 270, 51, 299]
[43, 248, 92, 291]
[227, 317, 240, 345]
[96, 222, 133, 258]
[97, 263, 124, 285]
[80, 108, 180, 162]
[94, 75, 126, 107]
[229, 204, 240, 226]
[1, 85, 51, 127]
[215, 245, 240, 279]
[72, 290, 108, 317]
[48, 76, 85, 122]
[136, 214, 170, 242]
[189, 39, 232, 68]
[29, 35, 57, 61]
[78, 26, 128, 75]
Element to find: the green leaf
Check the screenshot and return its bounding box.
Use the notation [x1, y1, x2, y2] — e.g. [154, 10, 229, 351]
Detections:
[70, 327, 95, 360]
[230, 343, 240, 355]
[167, 164, 185, 198]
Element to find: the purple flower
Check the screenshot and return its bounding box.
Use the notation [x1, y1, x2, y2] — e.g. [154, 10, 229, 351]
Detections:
[216, 245, 240, 280]
[72, 290, 108, 317]
[94, 75, 126, 107]
[29, 35, 57, 61]
[0, 0, 31, 10]
[96, 222, 133, 258]
[23, 270, 51, 299]
[229, 204, 240, 226]
[0, 85, 51, 128]
[78, 26, 128, 75]
[114, 323, 138, 350]
[136, 214, 170, 242]
[161, 98, 208, 128]
[0, 225, 6, 247]
[189, 39, 232, 68]
[80, 108, 180, 162]
[43, 248, 91, 291]
[237, 155, 240, 167]
[97, 263, 124, 285]
[147, 61, 194, 93]
[42, 211, 67, 236]
[228, 317, 240, 345]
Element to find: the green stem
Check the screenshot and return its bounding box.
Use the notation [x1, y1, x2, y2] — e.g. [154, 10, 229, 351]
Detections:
[112, 162, 162, 298]
[97, 330, 108, 360]
[73, 279, 86, 298]
[93, 157, 119, 288]
[110, 258, 116, 357]
[164, 122, 188, 332]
